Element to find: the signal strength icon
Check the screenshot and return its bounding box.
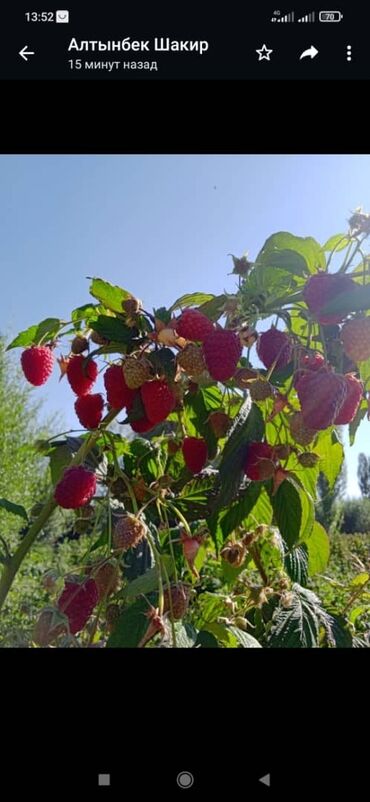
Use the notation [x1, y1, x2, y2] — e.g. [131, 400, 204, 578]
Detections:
[298, 11, 316, 22]
[271, 11, 295, 22]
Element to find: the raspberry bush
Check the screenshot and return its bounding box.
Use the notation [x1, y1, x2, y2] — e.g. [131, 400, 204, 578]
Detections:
[2, 211, 370, 647]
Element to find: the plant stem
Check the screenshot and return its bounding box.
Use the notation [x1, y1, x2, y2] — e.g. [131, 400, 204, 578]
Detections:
[0, 408, 118, 613]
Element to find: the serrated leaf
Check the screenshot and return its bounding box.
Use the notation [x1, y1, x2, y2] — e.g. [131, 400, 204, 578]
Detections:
[49, 444, 73, 484]
[217, 400, 264, 509]
[172, 623, 198, 648]
[195, 630, 219, 648]
[89, 278, 132, 313]
[257, 248, 308, 277]
[185, 387, 221, 460]
[89, 315, 134, 344]
[0, 498, 28, 521]
[7, 318, 63, 350]
[284, 544, 309, 586]
[268, 584, 321, 648]
[107, 597, 149, 647]
[71, 304, 99, 328]
[169, 292, 215, 313]
[314, 429, 344, 490]
[203, 622, 239, 647]
[228, 627, 262, 648]
[271, 476, 314, 549]
[302, 520, 330, 576]
[121, 556, 175, 601]
[219, 483, 261, 540]
[322, 613, 353, 648]
[197, 295, 227, 321]
[256, 232, 325, 274]
[321, 234, 350, 253]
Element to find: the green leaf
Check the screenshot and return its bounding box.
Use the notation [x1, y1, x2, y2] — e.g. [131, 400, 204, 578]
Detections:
[0, 498, 28, 522]
[284, 544, 309, 586]
[322, 613, 353, 648]
[89, 315, 134, 344]
[256, 232, 326, 274]
[314, 429, 344, 490]
[228, 627, 262, 648]
[268, 584, 321, 648]
[7, 318, 63, 350]
[173, 622, 198, 648]
[89, 278, 132, 313]
[71, 304, 100, 328]
[219, 483, 261, 540]
[203, 622, 239, 647]
[107, 597, 149, 648]
[195, 630, 220, 648]
[302, 521, 330, 576]
[257, 248, 308, 277]
[121, 556, 175, 601]
[197, 295, 227, 321]
[322, 234, 350, 253]
[169, 292, 215, 313]
[349, 572, 369, 587]
[185, 387, 222, 460]
[271, 476, 314, 549]
[319, 283, 370, 317]
[49, 445, 73, 484]
[217, 400, 264, 509]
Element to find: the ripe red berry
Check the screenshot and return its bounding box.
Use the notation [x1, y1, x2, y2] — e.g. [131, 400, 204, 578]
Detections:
[341, 317, 370, 363]
[256, 328, 293, 371]
[303, 272, 357, 325]
[54, 466, 97, 509]
[21, 346, 54, 386]
[244, 442, 276, 480]
[182, 437, 208, 473]
[66, 354, 98, 395]
[175, 309, 214, 342]
[334, 373, 363, 425]
[57, 578, 99, 635]
[293, 352, 327, 388]
[141, 379, 176, 424]
[297, 370, 347, 430]
[103, 364, 136, 410]
[202, 329, 242, 382]
[130, 414, 154, 433]
[74, 393, 104, 429]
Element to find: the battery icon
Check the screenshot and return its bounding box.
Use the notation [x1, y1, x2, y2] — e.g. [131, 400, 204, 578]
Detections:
[319, 11, 343, 21]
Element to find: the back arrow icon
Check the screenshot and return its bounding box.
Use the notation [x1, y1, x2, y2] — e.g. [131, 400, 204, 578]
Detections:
[19, 45, 35, 61]
[299, 45, 319, 60]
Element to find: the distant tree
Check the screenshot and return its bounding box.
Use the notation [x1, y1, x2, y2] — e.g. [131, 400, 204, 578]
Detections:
[357, 453, 370, 498]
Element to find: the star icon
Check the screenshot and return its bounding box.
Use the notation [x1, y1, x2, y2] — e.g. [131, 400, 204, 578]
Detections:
[256, 44, 273, 61]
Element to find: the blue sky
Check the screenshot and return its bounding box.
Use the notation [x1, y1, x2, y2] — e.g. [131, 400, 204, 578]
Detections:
[1, 154, 370, 497]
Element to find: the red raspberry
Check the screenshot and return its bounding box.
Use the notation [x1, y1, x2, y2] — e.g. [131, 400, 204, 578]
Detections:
[303, 272, 357, 325]
[334, 373, 363, 425]
[244, 442, 276, 480]
[54, 466, 97, 509]
[341, 317, 370, 363]
[66, 354, 98, 395]
[57, 578, 99, 635]
[256, 328, 293, 371]
[21, 346, 54, 386]
[175, 309, 214, 342]
[130, 415, 154, 433]
[293, 352, 327, 388]
[182, 437, 208, 473]
[74, 393, 104, 429]
[297, 370, 347, 430]
[202, 329, 242, 382]
[103, 364, 136, 409]
[141, 379, 176, 424]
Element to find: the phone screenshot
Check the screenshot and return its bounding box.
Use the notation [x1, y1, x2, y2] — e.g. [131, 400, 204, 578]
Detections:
[0, 4, 368, 799]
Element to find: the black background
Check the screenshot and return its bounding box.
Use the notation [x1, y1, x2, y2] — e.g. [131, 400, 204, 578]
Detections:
[1, 2, 369, 795]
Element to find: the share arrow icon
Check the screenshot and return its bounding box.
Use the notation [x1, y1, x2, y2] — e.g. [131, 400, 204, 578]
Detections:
[299, 45, 319, 60]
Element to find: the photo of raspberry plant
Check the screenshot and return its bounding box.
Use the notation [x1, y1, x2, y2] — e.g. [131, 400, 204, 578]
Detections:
[2, 210, 370, 648]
